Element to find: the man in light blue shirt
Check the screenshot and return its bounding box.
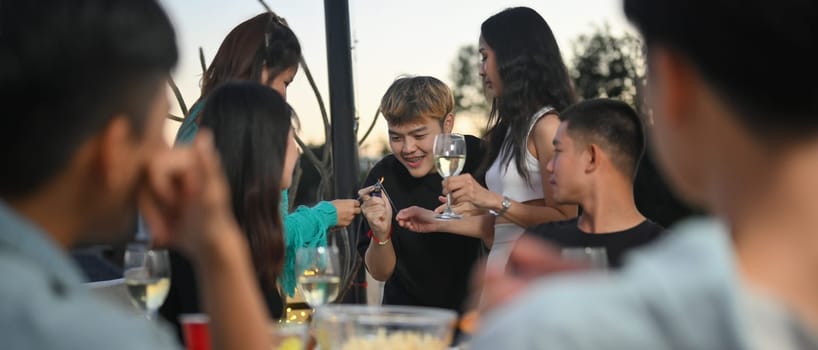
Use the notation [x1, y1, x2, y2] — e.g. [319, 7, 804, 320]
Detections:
[0, 202, 179, 349]
[0, 1, 275, 349]
[475, 220, 818, 349]
[472, 0, 818, 348]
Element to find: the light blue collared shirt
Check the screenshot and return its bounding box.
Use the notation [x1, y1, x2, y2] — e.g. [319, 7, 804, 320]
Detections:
[0, 201, 180, 349]
[471, 218, 818, 350]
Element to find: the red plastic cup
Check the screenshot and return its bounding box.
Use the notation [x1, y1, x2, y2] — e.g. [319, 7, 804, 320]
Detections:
[179, 314, 211, 350]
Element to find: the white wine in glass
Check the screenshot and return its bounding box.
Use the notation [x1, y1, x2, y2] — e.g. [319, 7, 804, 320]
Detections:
[435, 154, 465, 178]
[298, 275, 341, 307]
[296, 246, 341, 308]
[434, 133, 467, 220]
[124, 244, 170, 319]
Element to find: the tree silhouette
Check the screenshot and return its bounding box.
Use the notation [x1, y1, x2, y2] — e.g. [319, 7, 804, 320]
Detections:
[450, 44, 490, 115]
[570, 25, 646, 113]
[449, 44, 491, 135]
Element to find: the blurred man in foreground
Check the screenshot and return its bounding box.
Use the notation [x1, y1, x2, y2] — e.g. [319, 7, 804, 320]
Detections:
[0, 1, 273, 349]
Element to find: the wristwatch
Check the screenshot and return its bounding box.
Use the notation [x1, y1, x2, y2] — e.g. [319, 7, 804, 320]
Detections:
[489, 196, 512, 217]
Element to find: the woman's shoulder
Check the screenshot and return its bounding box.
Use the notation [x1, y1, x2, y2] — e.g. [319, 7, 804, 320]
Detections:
[523, 108, 561, 162]
[529, 105, 557, 122]
[525, 105, 561, 138]
[534, 110, 560, 123]
[529, 111, 561, 143]
[530, 105, 560, 126]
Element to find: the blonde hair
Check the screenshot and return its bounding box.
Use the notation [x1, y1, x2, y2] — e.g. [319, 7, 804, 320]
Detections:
[379, 76, 454, 126]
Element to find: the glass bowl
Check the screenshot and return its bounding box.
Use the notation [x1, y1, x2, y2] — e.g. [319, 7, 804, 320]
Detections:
[271, 321, 310, 350]
[312, 304, 457, 350]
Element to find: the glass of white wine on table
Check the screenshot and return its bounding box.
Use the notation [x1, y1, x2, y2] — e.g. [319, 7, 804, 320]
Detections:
[123, 243, 171, 320]
[296, 246, 341, 309]
[434, 133, 467, 220]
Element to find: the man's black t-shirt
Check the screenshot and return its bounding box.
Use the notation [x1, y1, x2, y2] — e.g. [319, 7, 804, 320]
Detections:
[527, 218, 664, 268]
[356, 135, 485, 313]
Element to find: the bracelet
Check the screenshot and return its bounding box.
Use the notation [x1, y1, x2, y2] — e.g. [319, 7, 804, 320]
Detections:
[489, 196, 512, 217]
[367, 229, 391, 246]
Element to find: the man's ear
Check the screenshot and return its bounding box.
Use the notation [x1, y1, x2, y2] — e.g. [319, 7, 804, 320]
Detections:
[443, 113, 455, 133]
[95, 115, 138, 191]
[585, 143, 600, 173]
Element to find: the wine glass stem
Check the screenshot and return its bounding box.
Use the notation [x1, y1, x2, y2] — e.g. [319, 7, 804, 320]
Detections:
[446, 193, 454, 214]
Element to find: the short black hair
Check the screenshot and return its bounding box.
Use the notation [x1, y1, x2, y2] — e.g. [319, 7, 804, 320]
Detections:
[624, 0, 818, 141]
[0, 0, 178, 198]
[562, 99, 646, 179]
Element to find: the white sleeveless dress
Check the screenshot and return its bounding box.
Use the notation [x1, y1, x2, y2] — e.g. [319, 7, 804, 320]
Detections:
[484, 105, 554, 269]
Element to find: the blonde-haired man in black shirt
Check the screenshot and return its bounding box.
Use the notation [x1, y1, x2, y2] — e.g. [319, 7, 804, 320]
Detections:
[357, 76, 485, 313]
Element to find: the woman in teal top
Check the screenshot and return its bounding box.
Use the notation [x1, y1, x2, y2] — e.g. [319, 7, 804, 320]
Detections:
[179, 13, 359, 298]
[161, 13, 359, 336]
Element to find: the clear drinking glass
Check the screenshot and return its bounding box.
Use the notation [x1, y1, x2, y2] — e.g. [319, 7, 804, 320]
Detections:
[560, 247, 609, 270]
[327, 227, 354, 296]
[433, 133, 467, 220]
[295, 246, 341, 308]
[123, 243, 171, 319]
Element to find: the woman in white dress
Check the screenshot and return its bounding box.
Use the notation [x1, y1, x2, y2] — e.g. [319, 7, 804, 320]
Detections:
[397, 7, 578, 270]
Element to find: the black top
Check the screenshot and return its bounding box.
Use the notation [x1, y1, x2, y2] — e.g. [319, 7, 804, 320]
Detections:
[71, 248, 122, 282]
[527, 218, 664, 268]
[159, 252, 284, 342]
[356, 135, 486, 313]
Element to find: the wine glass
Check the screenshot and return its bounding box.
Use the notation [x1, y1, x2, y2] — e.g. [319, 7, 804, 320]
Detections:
[123, 243, 171, 319]
[295, 246, 341, 308]
[326, 227, 354, 294]
[433, 133, 467, 220]
[560, 247, 609, 270]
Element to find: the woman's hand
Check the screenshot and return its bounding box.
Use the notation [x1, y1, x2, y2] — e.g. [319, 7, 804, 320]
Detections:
[331, 199, 361, 227]
[434, 196, 485, 217]
[443, 174, 503, 210]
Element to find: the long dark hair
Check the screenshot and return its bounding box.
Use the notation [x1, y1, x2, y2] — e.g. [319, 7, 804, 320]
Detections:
[479, 7, 577, 182]
[199, 82, 292, 292]
[201, 12, 301, 96]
